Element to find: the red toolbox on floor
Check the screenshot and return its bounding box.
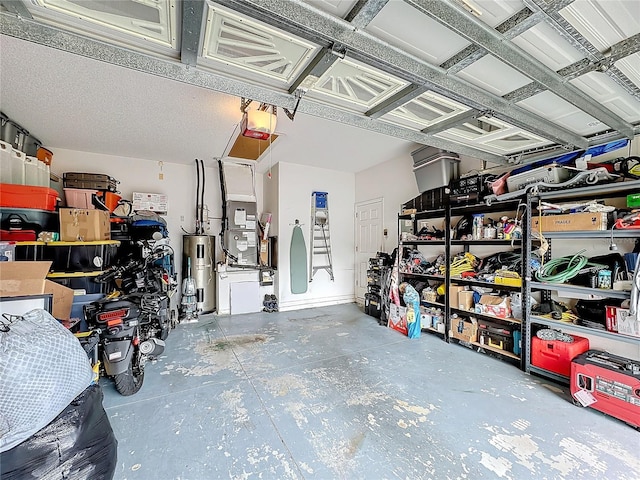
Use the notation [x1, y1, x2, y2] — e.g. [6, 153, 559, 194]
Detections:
[531, 334, 590, 377]
[0, 183, 59, 211]
[571, 350, 640, 428]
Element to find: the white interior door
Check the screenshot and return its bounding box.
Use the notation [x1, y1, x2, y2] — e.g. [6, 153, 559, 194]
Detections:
[355, 198, 383, 303]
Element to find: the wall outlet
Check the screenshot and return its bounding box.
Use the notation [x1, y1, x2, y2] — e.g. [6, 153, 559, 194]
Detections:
[158, 173, 164, 180]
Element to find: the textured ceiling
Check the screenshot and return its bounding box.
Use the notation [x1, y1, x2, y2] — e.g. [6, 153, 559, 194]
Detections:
[0, 35, 413, 172]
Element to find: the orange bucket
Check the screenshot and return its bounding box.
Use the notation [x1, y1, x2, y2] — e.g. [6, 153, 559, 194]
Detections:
[94, 191, 122, 213]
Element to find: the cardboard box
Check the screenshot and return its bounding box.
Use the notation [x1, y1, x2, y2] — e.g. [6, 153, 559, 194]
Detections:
[449, 285, 466, 310]
[259, 239, 269, 265]
[614, 307, 640, 338]
[450, 316, 478, 343]
[606, 305, 622, 333]
[532, 212, 608, 232]
[388, 304, 408, 336]
[59, 208, 110, 241]
[0, 261, 73, 320]
[457, 290, 474, 311]
[478, 295, 511, 319]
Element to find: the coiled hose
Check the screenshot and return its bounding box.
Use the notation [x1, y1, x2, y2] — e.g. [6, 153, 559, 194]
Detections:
[535, 250, 590, 283]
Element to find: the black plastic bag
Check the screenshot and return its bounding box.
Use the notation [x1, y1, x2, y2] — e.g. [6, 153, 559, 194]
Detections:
[0, 384, 117, 480]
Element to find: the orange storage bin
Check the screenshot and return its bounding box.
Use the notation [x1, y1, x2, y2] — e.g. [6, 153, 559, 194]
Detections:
[0, 183, 59, 211]
[36, 147, 53, 166]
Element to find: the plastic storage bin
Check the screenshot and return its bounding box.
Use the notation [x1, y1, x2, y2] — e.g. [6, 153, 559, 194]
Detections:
[0, 118, 25, 150]
[22, 133, 41, 157]
[0, 140, 12, 183]
[0, 184, 59, 210]
[14, 241, 45, 261]
[43, 241, 119, 272]
[1, 208, 59, 236]
[70, 293, 105, 328]
[23, 156, 40, 186]
[531, 333, 590, 377]
[10, 149, 25, 184]
[411, 146, 460, 192]
[0, 241, 16, 261]
[64, 188, 97, 209]
[47, 271, 108, 294]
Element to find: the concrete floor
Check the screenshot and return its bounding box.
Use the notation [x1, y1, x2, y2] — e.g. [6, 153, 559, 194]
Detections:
[102, 303, 640, 480]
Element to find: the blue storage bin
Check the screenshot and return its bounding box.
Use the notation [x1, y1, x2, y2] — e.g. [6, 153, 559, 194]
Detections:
[70, 293, 104, 330]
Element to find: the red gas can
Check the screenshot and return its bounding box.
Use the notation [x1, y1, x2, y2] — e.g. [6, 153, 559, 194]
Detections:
[571, 350, 640, 428]
[0, 183, 59, 211]
[531, 334, 590, 377]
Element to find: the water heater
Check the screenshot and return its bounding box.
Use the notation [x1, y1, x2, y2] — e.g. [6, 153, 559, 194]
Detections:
[182, 235, 216, 314]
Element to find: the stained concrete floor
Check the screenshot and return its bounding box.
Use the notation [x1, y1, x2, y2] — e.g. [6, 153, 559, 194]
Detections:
[101, 303, 640, 480]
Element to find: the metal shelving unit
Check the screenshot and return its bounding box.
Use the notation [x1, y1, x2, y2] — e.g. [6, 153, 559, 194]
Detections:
[400, 240, 446, 246]
[450, 307, 522, 326]
[398, 205, 449, 338]
[530, 315, 639, 345]
[529, 281, 631, 300]
[397, 182, 640, 377]
[398, 197, 527, 364]
[470, 341, 521, 361]
[447, 198, 527, 369]
[451, 239, 522, 246]
[450, 277, 522, 292]
[524, 182, 640, 381]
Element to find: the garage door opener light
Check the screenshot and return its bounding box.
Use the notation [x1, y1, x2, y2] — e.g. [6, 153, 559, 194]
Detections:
[240, 103, 277, 140]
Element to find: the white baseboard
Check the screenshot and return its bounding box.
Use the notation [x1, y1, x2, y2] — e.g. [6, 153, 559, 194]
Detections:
[279, 294, 355, 312]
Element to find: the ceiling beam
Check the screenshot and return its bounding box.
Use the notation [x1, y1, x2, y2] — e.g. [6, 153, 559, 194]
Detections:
[0, 12, 507, 164]
[365, 85, 427, 118]
[505, 34, 640, 102]
[287, 46, 340, 94]
[287, 0, 387, 95]
[442, 7, 544, 73]
[523, 0, 640, 103]
[404, 0, 634, 140]
[441, 0, 574, 72]
[559, 34, 640, 80]
[344, 0, 389, 29]
[0, 0, 32, 18]
[421, 109, 482, 135]
[212, 0, 588, 149]
[180, 0, 206, 66]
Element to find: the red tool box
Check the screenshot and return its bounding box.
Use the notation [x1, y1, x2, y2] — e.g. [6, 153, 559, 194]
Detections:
[531, 334, 590, 377]
[571, 350, 640, 429]
[0, 183, 59, 211]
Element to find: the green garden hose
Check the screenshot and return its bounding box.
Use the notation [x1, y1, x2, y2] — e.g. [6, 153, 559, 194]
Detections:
[535, 250, 591, 283]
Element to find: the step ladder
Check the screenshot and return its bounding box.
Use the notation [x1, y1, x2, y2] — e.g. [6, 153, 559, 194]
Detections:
[310, 191, 334, 281]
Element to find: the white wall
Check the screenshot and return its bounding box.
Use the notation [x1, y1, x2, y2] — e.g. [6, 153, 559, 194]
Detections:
[275, 162, 355, 310]
[51, 149, 264, 282]
[355, 147, 418, 254]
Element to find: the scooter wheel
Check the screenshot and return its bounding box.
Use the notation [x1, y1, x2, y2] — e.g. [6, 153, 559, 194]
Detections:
[114, 356, 145, 396]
